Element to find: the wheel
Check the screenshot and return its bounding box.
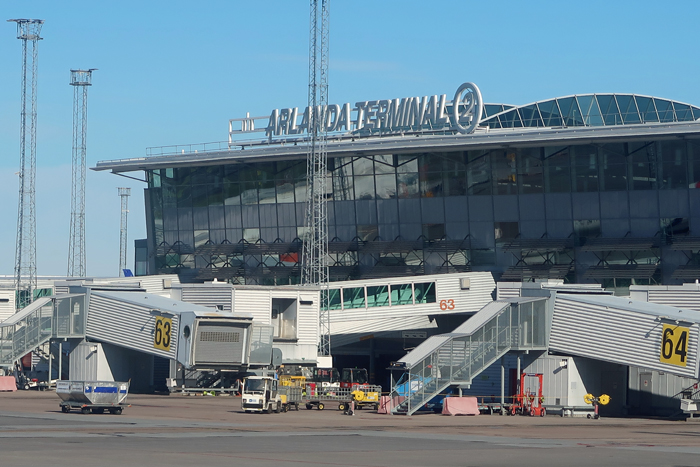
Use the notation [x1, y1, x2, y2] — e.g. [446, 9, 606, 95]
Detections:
[23, 383, 30, 390]
[357, 405, 363, 410]
[374, 404, 379, 411]
[283, 405, 289, 413]
[275, 402, 281, 413]
[109, 407, 123, 415]
[92, 408, 105, 414]
[61, 405, 70, 413]
[587, 414, 592, 419]
[338, 403, 346, 411]
[266, 404, 273, 414]
[318, 402, 325, 410]
[294, 403, 299, 411]
[81, 407, 90, 415]
[540, 408, 546, 417]
[305, 404, 313, 410]
[594, 414, 600, 420]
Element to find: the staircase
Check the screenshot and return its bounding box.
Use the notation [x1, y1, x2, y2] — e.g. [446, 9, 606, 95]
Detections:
[390, 299, 548, 415]
[0, 297, 55, 369]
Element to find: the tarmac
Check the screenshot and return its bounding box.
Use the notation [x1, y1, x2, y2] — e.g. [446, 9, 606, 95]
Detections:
[0, 390, 699, 467]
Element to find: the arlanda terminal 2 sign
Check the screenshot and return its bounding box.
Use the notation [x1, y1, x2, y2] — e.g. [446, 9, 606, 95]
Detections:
[265, 82, 483, 138]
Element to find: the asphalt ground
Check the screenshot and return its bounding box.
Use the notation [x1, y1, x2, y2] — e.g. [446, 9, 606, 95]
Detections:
[0, 391, 699, 467]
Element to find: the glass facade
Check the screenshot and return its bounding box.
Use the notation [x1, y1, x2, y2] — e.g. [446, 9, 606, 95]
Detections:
[146, 138, 700, 290]
[142, 94, 700, 292]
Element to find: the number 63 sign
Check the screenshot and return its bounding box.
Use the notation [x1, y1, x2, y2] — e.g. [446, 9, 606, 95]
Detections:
[659, 324, 689, 367]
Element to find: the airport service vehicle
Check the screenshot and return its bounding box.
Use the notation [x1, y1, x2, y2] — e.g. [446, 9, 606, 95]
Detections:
[340, 368, 368, 389]
[241, 376, 283, 413]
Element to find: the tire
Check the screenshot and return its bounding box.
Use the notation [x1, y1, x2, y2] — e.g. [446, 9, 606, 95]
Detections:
[357, 405, 363, 410]
[295, 404, 299, 411]
[374, 404, 379, 411]
[61, 406, 70, 413]
[23, 383, 30, 390]
[305, 404, 313, 410]
[540, 408, 546, 417]
[275, 402, 281, 413]
[266, 404, 273, 414]
[81, 407, 91, 415]
[338, 403, 346, 412]
[587, 414, 592, 419]
[318, 402, 325, 410]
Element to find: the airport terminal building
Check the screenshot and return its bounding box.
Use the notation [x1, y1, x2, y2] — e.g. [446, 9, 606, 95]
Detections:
[97, 83, 700, 294]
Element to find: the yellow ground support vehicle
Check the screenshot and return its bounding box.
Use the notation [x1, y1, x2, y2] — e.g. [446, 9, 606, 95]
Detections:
[338, 388, 381, 412]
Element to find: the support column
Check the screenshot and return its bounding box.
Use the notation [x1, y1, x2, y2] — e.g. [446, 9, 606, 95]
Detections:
[47, 341, 52, 383]
[58, 341, 63, 380]
[369, 339, 376, 384]
[516, 352, 521, 401]
[500, 357, 505, 415]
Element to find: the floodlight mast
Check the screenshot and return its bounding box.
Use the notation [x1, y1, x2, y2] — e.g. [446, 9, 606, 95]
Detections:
[301, 0, 331, 357]
[8, 19, 43, 309]
[67, 69, 96, 277]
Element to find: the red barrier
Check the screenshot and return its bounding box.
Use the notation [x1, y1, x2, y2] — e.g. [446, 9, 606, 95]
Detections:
[0, 376, 16, 392]
[377, 395, 405, 414]
[442, 396, 479, 416]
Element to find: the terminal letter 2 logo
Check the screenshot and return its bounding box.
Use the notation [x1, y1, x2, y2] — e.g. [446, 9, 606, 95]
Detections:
[659, 324, 689, 367]
[154, 316, 172, 351]
[452, 82, 483, 134]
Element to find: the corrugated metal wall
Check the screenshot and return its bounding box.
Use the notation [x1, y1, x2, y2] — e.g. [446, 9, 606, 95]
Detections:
[0, 290, 15, 322]
[86, 293, 178, 360]
[550, 295, 699, 378]
[181, 287, 232, 312]
[69, 342, 114, 381]
[138, 275, 181, 296]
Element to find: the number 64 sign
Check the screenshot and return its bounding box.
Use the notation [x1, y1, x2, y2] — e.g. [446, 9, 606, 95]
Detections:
[659, 324, 689, 367]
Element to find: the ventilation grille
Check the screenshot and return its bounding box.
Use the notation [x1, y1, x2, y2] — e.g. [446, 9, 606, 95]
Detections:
[200, 331, 240, 343]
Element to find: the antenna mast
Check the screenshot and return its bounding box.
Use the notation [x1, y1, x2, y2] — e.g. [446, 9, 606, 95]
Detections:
[301, 0, 331, 356]
[118, 188, 131, 277]
[9, 19, 43, 309]
[67, 69, 96, 277]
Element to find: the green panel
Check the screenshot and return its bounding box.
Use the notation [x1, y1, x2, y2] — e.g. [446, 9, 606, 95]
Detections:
[390, 283, 413, 306]
[342, 287, 366, 309]
[367, 286, 390, 307]
[414, 282, 436, 304]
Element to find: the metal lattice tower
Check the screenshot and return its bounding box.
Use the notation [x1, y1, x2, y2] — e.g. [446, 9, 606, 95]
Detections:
[301, 0, 331, 356]
[67, 69, 96, 277]
[8, 19, 43, 309]
[118, 188, 131, 277]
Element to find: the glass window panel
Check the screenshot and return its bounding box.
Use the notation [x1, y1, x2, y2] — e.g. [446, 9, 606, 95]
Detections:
[420, 171, 443, 197]
[627, 141, 656, 190]
[599, 144, 627, 190]
[596, 95, 621, 125]
[574, 219, 601, 244]
[396, 155, 419, 173]
[616, 95, 641, 124]
[373, 154, 394, 174]
[519, 104, 541, 127]
[295, 178, 308, 203]
[375, 174, 397, 199]
[326, 289, 342, 310]
[659, 140, 688, 189]
[276, 179, 295, 203]
[414, 282, 436, 304]
[557, 97, 575, 126]
[538, 100, 562, 126]
[492, 150, 517, 194]
[390, 283, 413, 306]
[444, 169, 466, 196]
[342, 287, 366, 309]
[518, 147, 543, 194]
[467, 150, 492, 195]
[259, 179, 276, 204]
[422, 223, 445, 240]
[354, 175, 375, 200]
[572, 145, 599, 192]
[224, 182, 241, 205]
[577, 95, 603, 126]
[397, 172, 420, 198]
[366, 285, 390, 307]
[635, 96, 658, 123]
[353, 157, 374, 176]
[655, 99, 675, 122]
[332, 165, 354, 200]
[357, 224, 378, 241]
[207, 182, 223, 206]
[241, 181, 258, 205]
[689, 141, 700, 187]
[495, 221, 519, 243]
[674, 103, 693, 121]
[544, 146, 571, 193]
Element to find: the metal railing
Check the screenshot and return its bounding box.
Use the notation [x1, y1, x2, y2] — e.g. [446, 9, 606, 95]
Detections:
[390, 300, 548, 415]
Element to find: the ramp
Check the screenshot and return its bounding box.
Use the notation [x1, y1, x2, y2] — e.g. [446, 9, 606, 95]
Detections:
[390, 298, 549, 415]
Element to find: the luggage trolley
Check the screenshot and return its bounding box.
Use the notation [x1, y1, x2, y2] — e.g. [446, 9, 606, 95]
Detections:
[57, 381, 130, 415]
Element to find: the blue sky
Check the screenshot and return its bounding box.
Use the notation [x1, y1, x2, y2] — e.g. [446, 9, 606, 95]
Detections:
[1, 0, 699, 276]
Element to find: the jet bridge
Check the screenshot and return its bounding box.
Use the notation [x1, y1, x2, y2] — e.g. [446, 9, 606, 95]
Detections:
[0, 288, 274, 379]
